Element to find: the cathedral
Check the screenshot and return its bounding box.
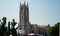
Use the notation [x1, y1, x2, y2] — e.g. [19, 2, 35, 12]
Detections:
[16, 1, 50, 36]
[17, 1, 31, 36]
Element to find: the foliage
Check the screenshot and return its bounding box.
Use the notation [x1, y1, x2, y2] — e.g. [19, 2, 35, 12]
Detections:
[2, 17, 6, 25]
[0, 17, 17, 36]
[49, 22, 59, 36]
[0, 17, 7, 36]
[11, 19, 17, 36]
[7, 21, 10, 36]
[11, 19, 17, 28]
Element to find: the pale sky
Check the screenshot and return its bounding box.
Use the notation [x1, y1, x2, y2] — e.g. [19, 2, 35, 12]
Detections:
[0, 0, 60, 27]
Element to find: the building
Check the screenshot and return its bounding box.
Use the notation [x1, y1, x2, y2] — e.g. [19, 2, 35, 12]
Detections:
[16, 1, 50, 36]
[17, 1, 31, 36]
[38, 24, 50, 36]
[31, 24, 38, 34]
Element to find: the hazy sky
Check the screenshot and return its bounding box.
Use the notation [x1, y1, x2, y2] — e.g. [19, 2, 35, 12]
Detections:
[0, 0, 60, 27]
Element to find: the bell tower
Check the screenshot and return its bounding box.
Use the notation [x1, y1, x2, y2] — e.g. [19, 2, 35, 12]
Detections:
[18, 1, 30, 35]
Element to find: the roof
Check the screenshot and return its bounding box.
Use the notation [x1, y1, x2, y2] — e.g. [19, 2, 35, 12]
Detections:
[38, 24, 49, 29]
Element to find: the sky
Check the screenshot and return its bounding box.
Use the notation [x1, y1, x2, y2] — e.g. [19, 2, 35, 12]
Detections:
[0, 0, 60, 27]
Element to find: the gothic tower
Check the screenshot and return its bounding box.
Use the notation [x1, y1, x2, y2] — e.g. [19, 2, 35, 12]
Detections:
[17, 1, 30, 35]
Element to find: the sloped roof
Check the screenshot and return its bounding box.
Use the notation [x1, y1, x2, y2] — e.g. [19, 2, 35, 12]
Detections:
[38, 24, 49, 29]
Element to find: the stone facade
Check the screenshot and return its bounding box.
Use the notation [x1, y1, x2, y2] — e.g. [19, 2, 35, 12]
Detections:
[17, 2, 31, 36]
[16, 1, 50, 36]
[31, 24, 38, 34]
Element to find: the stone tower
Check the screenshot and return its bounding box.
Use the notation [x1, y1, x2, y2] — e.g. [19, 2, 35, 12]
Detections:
[17, 1, 30, 36]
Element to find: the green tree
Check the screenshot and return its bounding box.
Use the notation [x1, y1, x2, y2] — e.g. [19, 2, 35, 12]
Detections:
[50, 22, 59, 36]
[8, 21, 10, 35]
[0, 17, 7, 36]
[0, 20, 2, 36]
[11, 19, 17, 36]
[11, 19, 17, 28]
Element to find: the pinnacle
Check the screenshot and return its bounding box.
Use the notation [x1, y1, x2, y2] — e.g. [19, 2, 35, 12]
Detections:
[20, 0, 28, 5]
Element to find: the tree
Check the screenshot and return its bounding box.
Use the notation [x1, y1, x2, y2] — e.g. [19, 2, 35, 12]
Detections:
[5, 21, 11, 36]
[50, 22, 59, 36]
[0, 20, 1, 28]
[11, 19, 17, 28]
[2, 17, 6, 25]
[11, 19, 17, 36]
[0, 17, 7, 36]
[0, 17, 17, 36]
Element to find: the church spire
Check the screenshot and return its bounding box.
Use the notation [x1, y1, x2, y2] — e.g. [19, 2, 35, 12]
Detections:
[26, 0, 28, 5]
[27, 2, 28, 7]
[20, 2, 21, 6]
[26, 0, 28, 4]
[24, 0, 25, 5]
